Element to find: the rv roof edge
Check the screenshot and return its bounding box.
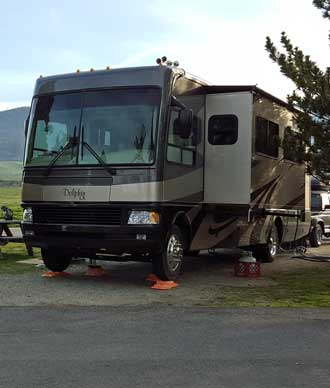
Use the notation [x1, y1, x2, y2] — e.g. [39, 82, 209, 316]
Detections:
[205, 85, 298, 112]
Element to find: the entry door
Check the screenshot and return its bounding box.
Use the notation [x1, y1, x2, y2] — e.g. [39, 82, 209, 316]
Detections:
[204, 92, 252, 205]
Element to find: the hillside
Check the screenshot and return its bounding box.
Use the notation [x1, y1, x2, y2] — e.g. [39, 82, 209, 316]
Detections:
[0, 107, 30, 161]
[0, 161, 22, 186]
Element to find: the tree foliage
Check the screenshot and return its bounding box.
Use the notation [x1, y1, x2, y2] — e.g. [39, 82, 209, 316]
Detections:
[314, 0, 330, 20]
[265, 0, 330, 182]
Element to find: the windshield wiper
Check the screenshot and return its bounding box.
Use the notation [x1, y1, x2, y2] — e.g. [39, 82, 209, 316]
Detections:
[44, 129, 79, 176]
[81, 126, 114, 177]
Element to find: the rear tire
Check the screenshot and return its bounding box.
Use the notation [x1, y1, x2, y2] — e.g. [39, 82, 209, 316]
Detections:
[41, 249, 72, 272]
[253, 226, 279, 263]
[310, 224, 323, 247]
[152, 225, 184, 281]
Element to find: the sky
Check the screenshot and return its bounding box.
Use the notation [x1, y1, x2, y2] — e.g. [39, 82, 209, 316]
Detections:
[0, 0, 329, 111]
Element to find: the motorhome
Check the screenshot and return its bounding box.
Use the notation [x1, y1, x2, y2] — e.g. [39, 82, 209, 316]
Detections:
[21, 60, 311, 280]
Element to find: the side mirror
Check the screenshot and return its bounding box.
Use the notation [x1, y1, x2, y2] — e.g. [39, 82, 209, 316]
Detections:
[24, 116, 29, 137]
[178, 109, 193, 139]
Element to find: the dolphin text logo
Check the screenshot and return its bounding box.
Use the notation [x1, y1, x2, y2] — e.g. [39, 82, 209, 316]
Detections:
[63, 188, 86, 201]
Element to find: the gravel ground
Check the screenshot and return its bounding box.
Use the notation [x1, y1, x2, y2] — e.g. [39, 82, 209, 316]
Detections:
[1, 242, 330, 307]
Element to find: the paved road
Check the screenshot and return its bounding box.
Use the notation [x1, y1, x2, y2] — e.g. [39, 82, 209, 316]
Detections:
[1, 307, 330, 388]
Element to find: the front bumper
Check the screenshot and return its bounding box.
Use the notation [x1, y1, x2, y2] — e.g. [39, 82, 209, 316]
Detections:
[22, 222, 164, 255]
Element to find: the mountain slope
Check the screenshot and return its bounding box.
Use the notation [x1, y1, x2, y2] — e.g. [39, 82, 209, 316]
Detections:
[0, 107, 30, 161]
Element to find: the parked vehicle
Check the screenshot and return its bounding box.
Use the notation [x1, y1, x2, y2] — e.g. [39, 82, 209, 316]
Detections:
[310, 177, 330, 247]
[21, 59, 311, 280]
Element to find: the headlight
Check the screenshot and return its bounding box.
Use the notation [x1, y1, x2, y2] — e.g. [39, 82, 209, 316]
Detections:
[23, 208, 33, 223]
[128, 210, 160, 225]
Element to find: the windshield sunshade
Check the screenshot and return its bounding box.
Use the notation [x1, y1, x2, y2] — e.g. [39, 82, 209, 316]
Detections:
[25, 88, 160, 167]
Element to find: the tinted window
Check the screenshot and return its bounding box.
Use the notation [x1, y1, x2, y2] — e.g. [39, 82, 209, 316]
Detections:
[255, 116, 279, 157]
[311, 194, 322, 211]
[208, 115, 238, 145]
[283, 127, 303, 163]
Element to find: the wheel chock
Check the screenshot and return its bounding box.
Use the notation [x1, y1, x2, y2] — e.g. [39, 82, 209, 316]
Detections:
[145, 273, 160, 282]
[42, 271, 72, 278]
[86, 266, 107, 277]
[146, 274, 179, 290]
[150, 280, 179, 290]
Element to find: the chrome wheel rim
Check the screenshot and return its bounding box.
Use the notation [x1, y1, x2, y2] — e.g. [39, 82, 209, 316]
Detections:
[316, 227, 323, 245]
[269, 229, 278, 257]
[166, 234, 183, 272]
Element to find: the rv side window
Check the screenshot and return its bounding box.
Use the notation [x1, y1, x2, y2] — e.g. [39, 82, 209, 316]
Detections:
[167, 108, 195, 166]
[255, 117, 279, 158]
[283, 127, 303, 163]
[208, 115, 238, 145]
[311, 193, 322, 211]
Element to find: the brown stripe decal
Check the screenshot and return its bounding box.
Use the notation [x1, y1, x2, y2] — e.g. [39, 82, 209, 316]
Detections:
[285, 193, 305, 208]
[251, 176, 280, 201]
[208, 217, 238, 237]
[251, 176, 281, 208]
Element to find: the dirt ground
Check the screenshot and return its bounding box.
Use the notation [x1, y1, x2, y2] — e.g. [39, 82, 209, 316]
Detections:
[1, 240, 330, 307]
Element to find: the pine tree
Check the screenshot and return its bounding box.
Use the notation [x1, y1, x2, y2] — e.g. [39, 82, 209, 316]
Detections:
[265, 0, 330, 183]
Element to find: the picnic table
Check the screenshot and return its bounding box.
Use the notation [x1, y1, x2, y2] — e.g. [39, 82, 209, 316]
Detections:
[0, 219, 33, 257]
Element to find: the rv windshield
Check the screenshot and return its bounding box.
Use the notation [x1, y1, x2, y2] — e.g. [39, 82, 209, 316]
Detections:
[25, 88, 160, 167]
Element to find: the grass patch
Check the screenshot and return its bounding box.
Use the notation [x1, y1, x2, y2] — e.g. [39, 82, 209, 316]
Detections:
[211, 267, 330, 307]
[0, 161, 22, 183]
[0, 185, 38, 274]
[0, 186, 39, 274]
[0, 186, 22, 219]
[0, 243, 41, 274]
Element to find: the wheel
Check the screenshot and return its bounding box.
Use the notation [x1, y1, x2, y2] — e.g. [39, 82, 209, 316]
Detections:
[310, 224, 323, 247]
[296, 237, 307, 248]
[152, 225, 184, 281]
[41, 249, 72, 272]
[253, 226, 279, 263]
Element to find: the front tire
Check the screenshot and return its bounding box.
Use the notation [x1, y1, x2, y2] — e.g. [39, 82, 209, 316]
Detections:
[310, 224, 323, 247]
[152, 225, 184, 281]
[41, 249, 72, 272]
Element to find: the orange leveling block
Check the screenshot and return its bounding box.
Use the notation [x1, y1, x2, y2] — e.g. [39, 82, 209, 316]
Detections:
[145, 273, 159, 282]
[86, 265, 107, 277]
[145, 274, 179, 290]
[42, 271, 72, 278]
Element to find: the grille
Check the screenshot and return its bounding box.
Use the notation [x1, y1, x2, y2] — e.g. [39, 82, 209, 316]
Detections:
[33, 206, 122, 226]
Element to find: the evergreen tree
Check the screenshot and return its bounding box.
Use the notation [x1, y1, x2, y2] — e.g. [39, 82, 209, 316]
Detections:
[265, 0, 330, 183]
